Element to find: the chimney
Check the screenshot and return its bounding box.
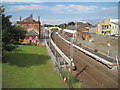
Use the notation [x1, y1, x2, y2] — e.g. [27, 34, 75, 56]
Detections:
[20, 16, 22, 21]
[38, 16, 40, 21]
[30, 14, 33, 21]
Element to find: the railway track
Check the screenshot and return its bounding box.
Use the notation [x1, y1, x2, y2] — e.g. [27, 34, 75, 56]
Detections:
[51, 32, 118, 88]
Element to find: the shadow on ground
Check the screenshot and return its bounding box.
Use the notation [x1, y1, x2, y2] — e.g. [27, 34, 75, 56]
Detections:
[2, 52, 49, 67]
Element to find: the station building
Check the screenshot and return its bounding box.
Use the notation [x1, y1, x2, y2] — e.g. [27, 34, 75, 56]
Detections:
[16, 14, 41, 44]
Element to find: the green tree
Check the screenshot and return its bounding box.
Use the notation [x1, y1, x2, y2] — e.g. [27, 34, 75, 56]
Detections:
[43, 24, 54, 27]
[68, 22, 75, 26]
[1, 6, 27, 51]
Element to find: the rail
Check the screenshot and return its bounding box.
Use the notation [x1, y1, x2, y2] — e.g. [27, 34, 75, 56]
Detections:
[49, 32, 74, 66]
[57, 32, 117, 69]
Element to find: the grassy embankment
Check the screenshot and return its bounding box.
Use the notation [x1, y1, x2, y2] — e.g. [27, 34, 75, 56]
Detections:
[2, 45, 65, 88]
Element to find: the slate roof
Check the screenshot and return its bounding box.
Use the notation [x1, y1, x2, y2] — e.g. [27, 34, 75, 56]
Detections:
[63, 29, 77, 34]
[66, 25, 81, 30]
[23, 17, 35, 22]
[67, 25, 89, 32]
[17, 14, 40, 24]
[26, 30, 38, 36]
[111, 22, 118, 25]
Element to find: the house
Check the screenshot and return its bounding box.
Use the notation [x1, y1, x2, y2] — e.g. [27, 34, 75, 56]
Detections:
[89, 25, 98, 34]
[63, 29, 77, 38]
[97, 18, 119, 35]
[16, 14, 41, 44]
[66, 24, 90, 40]
[110, 22, 119, 36]
[97, 19, 111, 35]
[23, 30, 39, 44]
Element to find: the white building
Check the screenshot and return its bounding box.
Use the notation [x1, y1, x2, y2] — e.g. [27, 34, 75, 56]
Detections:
[97, 18, 119, 36]
[110, 22, 119, 35]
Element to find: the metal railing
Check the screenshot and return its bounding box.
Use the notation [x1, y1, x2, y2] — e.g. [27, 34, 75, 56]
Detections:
[45, 38, 76, 88]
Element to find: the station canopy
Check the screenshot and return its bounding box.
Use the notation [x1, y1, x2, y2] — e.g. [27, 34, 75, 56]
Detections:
[63, 29, 77, 34]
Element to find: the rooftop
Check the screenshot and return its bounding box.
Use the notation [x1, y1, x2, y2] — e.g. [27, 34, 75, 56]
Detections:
[26, 30, 38, 36]
[17, 14, 40, 24]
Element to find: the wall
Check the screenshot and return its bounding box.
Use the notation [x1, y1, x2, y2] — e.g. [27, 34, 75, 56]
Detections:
[97, 19, 111, 35]
[17, 23, 40, 34]
[110, 23, 119, 35]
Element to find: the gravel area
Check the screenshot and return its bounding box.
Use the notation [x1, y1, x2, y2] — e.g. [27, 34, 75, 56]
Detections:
[76, 34, 119, 59]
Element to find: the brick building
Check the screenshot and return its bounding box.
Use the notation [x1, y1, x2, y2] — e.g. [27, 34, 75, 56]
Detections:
[16, 14, 41, 44]
[66, 25, 90, 39]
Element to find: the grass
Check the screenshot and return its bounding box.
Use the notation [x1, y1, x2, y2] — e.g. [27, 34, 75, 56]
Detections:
[61, 71, 83, 88]
[2, 45, 65, 88]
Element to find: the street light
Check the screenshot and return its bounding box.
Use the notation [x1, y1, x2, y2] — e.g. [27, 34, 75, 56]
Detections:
[107, 43, 111, 56]
[42, 22, 45, 39]
[116, 56, 119, 70]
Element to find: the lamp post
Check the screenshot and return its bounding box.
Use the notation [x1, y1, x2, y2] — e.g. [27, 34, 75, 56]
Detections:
[107, 34, 111, 56]
[116, 56, 119, 71]
[42, 22, 45, 39]
[107, 43, 111, 56]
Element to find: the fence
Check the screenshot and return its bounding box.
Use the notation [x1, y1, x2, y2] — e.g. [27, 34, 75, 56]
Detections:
[60, 32, 118, 59]
[45, 38, 72, 88]
[45, 36, 80, 88]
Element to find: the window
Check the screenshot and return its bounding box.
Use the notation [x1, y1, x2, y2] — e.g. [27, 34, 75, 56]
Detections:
[82, 32, 89, 35]
[112, 26, 114, 29]
[102, 25, 108, 30]
[32, 37, 35, 40]
[26, 37, 29, 40]
[26, 24, 29, 27]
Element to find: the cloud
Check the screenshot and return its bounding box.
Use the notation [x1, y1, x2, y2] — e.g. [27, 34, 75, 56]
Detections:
[8, 5, 47, 11]
[1, 0, 42, 2]
[96, 7, 118, 17]
[7, 4, 97, 14]
[51, 5, 97, 14]
[1, 0, 119, 2]
[101, 7, 118, 11]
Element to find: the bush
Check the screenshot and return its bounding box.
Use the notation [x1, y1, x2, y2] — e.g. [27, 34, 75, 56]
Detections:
[3, 44, 17, 51]
[61, 71, 76, 88]
[2, 7, 27, 52]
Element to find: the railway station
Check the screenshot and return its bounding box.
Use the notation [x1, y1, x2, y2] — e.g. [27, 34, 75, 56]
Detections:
[44, 27, 119, 88]
[2, 2, 119, 89]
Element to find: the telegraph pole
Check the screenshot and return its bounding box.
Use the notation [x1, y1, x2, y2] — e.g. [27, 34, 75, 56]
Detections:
[76, 22, 77, 42]
[86, 31, 87, 47]
[70, 34, 74, 73]
[38, 21, 41, 39]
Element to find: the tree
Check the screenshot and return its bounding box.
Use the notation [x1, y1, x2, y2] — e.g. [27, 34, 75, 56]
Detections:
[1, 6, 27, 51]
[43, 24, 54, 27]
[68, 22, 75, 26]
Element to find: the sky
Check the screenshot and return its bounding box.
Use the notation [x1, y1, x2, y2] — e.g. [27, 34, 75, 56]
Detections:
[2, 2, 119, 25]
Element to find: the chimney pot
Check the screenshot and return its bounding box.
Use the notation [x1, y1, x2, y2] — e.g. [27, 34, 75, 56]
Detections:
[20, 16, 22, 21]
[38, 16, 40, 21]
[30, 14, 33, 21]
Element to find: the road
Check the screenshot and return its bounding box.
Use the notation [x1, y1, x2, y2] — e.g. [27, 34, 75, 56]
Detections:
[51, 32, 118, 88]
